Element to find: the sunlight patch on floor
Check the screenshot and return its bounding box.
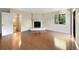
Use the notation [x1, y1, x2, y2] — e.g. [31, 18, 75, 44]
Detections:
[54, 37, 67, 50]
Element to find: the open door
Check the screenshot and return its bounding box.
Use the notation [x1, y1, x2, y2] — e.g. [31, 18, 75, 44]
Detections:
[2, 12, 13, 36]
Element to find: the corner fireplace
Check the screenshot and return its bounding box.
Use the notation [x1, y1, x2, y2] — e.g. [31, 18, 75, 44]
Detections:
[34, 21, 41, 28]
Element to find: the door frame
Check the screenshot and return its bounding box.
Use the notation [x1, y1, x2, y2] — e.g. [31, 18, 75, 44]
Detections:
[72, 9, 76, 39]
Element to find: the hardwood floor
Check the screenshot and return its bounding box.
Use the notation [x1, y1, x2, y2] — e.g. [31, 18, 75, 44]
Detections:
[0, 31, 77, 50]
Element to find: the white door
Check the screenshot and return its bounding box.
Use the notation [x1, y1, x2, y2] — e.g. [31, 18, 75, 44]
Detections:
[2, 12, 13, 36]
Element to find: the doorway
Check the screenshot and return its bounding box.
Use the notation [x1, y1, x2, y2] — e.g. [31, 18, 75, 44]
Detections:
[73, 11, 76, 38]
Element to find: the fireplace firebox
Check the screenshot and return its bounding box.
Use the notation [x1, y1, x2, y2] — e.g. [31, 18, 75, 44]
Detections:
[34, 21, 41, 28]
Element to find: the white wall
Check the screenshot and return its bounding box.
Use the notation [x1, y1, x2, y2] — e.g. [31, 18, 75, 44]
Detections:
[43, 9, 71, 34]
[43, 12, 56, 29]
[21, 13, 32, 31]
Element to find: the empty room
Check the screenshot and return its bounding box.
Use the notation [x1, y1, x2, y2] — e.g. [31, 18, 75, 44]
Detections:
[0, 8, 78, 50]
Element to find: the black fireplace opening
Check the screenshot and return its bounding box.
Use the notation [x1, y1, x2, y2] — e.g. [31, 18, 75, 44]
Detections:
[34, 21, 41, 28]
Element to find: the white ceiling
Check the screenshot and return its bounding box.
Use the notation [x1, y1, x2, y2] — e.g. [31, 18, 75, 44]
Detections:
[15, 8, 66, 14]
